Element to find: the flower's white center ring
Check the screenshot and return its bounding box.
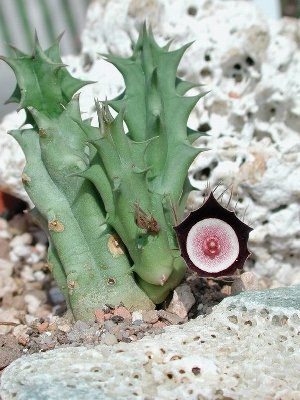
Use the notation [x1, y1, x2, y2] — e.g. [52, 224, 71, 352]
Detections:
[186, 218, 239, 273]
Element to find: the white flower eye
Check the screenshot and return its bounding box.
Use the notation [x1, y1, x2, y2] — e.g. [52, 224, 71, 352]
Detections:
[186, 218, 239, 273]
[174, 192, 253, 277]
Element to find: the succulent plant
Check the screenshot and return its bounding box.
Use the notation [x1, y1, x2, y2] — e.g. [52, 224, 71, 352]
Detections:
[2, 27, 251, 321]
[1, 27, 208, 320]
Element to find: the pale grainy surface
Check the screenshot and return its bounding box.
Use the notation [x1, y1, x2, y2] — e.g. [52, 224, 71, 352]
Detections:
[1, 287, 300, 400]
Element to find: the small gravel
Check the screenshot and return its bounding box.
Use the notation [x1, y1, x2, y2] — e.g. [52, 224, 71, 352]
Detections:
[0, 210, 264, 373]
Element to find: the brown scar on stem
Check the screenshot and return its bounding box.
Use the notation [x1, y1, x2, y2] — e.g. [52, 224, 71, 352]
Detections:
[21, 173, 31, 184]
[134, 202, 160, 234]
[38, 128, 48, 137]
[107, 234, 124, 257]
[67, 280, 77, 289]
[48, 219, 64, 232]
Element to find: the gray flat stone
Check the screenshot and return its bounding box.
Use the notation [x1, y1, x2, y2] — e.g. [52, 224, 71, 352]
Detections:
[229, 285, 300, 310]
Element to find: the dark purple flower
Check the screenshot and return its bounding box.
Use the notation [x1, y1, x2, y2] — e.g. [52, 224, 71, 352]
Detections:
[174, 192, 253, 277]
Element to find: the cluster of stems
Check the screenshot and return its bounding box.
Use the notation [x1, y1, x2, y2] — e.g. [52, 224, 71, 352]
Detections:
[2, 27, 206, 320]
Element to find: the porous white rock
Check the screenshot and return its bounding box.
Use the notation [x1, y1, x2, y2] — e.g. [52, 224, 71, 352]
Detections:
[1, 0, 300, 285]
[0, 111, 27, 200]
[1, 286, 300, 400]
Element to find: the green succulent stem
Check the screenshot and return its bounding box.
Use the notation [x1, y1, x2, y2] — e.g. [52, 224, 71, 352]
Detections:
[11, 128, 154, 320]
[2, 27, 206, 320]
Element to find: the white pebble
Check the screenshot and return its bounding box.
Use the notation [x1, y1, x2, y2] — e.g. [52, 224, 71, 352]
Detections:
[26, 243, 47, 264]
[0, 276, 17, 298]
[0, 218, 8, 230]
[0, 230, 12, 240]
[24, 294, 42, 314]
[0, 258, 14, 277]
[35, 243, 47, 255]
[33, 270, 46, 282]
[11, 245, 31, 258]
[9, 252, 20, 263]
[25, 314, 37, 325]
[26, 252, 40, 264]
[132, 311, 143, 322]
[20, 265, 35, 282]
[10, 233, 32, 247]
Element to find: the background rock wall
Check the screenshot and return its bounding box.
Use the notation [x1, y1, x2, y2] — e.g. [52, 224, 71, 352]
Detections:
[1, 0, 299, 285]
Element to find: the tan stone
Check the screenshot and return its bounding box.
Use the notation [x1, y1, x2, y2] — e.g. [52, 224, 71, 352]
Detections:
[94, 309, 105, 324]
[17, 335, 29, 346]
[113, 307, 131, 321]
[37, 321, 49, 334]
[141, 310, 159, 324]
[231, 272, 260, 294]
[58, 324, 71, 333]
[152, 321, 167, 329]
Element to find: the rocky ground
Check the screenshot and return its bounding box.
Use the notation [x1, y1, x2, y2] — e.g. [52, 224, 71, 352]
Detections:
[0, 208, 263, 376]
